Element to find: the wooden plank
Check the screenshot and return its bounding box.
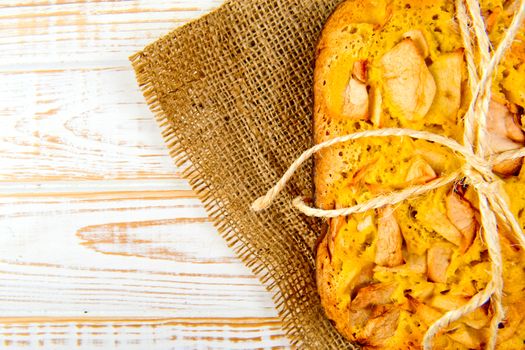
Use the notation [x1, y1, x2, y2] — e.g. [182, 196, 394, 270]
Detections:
[0, 190, 280, 318]
[0, 67, 180, 182]
[0, 317, 288, 349]
[0, 0, 225, 68]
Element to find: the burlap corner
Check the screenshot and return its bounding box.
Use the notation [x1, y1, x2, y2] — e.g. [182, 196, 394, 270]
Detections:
[130, 1, 356, 348]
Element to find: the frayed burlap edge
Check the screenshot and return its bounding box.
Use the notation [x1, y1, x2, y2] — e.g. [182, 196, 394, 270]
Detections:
[129, 0, 356, 348]
[129, 46, 315, 350]
[129, 49, 309, 348]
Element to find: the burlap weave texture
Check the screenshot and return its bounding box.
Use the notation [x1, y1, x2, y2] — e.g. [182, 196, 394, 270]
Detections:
[130, 0, 355, 348]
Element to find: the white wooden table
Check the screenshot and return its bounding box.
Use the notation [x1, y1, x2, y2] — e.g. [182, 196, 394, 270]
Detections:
[0, 1, 289, 348]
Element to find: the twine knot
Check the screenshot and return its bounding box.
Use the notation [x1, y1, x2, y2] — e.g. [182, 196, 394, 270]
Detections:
[251, 1, 525, 349]
[463, 156, 493, 179]
[461, 160, 497, 192]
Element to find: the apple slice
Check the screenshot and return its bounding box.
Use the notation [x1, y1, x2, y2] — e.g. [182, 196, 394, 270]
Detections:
[380, 38, 436, 121]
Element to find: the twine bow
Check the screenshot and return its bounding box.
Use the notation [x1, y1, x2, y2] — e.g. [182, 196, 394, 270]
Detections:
[251, 0, 525, 348]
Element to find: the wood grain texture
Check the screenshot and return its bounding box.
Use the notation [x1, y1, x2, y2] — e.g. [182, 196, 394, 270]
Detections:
[0, 0, 290, 348]
[0, 317, 287, 349]
[0, 67, 179, 181]
[0, 0, 225, 68]
[0, 0, 222, 182]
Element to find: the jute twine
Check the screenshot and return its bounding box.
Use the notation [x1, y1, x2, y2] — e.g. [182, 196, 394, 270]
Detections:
[252, 0, 525, 348]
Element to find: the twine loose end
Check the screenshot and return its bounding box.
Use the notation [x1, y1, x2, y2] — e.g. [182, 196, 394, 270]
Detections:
[251, 196, 270, 211]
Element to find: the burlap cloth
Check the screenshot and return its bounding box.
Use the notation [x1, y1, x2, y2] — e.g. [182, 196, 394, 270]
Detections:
[130, 0, 355, 348]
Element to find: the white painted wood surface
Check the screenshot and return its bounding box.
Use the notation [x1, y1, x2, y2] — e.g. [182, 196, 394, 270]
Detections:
[0, 1, 290, 348]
